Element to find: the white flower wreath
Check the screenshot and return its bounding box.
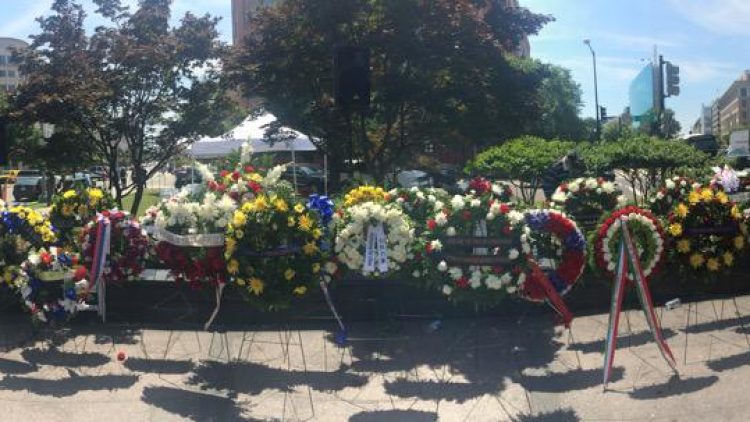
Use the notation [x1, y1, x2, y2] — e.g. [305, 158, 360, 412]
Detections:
[333, 202, 415, 277]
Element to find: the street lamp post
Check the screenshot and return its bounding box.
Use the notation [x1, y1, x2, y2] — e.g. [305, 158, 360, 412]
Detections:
[583, 39, 600, 140]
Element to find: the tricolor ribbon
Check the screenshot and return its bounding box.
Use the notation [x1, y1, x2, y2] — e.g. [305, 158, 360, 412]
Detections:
[526, 256, 574, 328]
[320, 281, 347, 346]
[89, 215, 112, 322]
[603, 218, 677, 388]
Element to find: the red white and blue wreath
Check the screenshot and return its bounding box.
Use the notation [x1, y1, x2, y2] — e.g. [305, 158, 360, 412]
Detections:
[521, 209, 586, 302]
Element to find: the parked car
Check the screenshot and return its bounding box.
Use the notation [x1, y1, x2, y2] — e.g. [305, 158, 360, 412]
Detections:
[13, 176, 44, 202]
[682, 134, 720, 156]
[396, 170, 433, 189]
[282, 164, 325, 194]
[61, 172, 94, 191]
[174, 167, 203, 189]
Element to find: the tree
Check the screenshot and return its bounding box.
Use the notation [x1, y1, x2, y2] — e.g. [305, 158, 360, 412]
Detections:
[661, 108, 682, 139]
[12, 0, 232, 213]
[530, 63, 586, 140]
[227, 0, 552, 186]
[466, 136, 574, 204]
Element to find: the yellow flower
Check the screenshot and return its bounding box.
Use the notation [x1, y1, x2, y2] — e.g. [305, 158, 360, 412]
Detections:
[688, 191, 700, 204]
[298, 214, 313, 232]
[676, 239, 691, 254]
[293, 286, 307, 295]
[724, 252, 735, 267]
[232, 211, 247, 227]
[225, 238, 237, 255]
[249, 173, 263, 183]
[689, 253, 705, 269]
[63, 190, 77, 200]
[312, 263, 321, 274]
[294, 203, 305, 214]
[344, 186, 386, 207]
[88, 188, 104, 205]
[78, 205, 88, 215]
[700, 189, 714, 202]
[287, 216, 296, 227]
[734, 236, 746, 250]
[274, 198, 289, 213]
[249, 277, 265, 295]
[302, 241, 319, 256]
[716, 191, 729, 204]
[242, 202, 255, 213]
[254, 196, 269, 211]
[668, 223, 683, 237]
[228, 259, 240, 275]
[312, 228, 322, 240]
[284, 268, 296, 281]
[731, 206, 741, 220]
[707, 258, 720, 271]
[236, 278, 246, 286]
[676, 204, 689, 218]
[235, 229, 244, 239]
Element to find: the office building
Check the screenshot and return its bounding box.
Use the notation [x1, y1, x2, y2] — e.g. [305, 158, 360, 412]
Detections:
[713, 70, 750, 136]
[0, 37, 28, 93]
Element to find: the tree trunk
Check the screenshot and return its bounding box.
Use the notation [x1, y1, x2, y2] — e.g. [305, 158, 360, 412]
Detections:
[130, 183, 144, 216]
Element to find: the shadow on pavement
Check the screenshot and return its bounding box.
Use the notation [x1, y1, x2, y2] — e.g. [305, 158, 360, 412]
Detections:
[567, 329, 678, 354]
[21, 347, 110, 368]
[124, 357, 195, 374]
[628, 375, 718, 400]
[188, 360, 368, 395]
[517, 408, 580, 421]
[519, 367, 624, 393]
[349, 409, 438, 422]
[141, 386, 257, 422]
[706, 350, 750, 372]
[0, 372, 139, 397]
[0, 357, 38, 375]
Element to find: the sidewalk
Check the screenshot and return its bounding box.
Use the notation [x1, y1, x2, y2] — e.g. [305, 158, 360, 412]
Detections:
[3, 296, 750, 421]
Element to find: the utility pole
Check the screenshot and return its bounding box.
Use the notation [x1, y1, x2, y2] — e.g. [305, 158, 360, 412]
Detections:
[584, 39, 600, 140]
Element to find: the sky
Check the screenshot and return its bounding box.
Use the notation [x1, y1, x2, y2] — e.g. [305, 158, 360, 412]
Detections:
[4, 0, 749, 133]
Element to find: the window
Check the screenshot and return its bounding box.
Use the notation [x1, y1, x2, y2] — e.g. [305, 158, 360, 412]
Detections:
[0, 56, 6, 65]
[0, 70, 6, 77]
[742, 88, 748, 97]
[6, 70, 15, 78]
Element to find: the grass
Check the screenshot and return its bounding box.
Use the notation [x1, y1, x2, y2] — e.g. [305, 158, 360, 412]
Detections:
[122, 189, 161, 216]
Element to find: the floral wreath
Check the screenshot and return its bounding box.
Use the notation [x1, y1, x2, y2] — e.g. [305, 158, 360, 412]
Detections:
[667, 185, 746, 273]
[0, 204, 58, 267]
[594, 206, 665, 283]
[81, 210, 149, 284]
[521, 209, 586, 302]
[649, 176, 695, 217]
[343, 186, 389, 208]
[154, 242, 226, 288]
[7, 248, 91, 325]
[462, 176, 514, 202]
[387, 187, 449, 234]
[421, 194, 529, 303]
[333, 201, 414, 278]
[551, 177, 624, 222]
[225, 193, 327, 310]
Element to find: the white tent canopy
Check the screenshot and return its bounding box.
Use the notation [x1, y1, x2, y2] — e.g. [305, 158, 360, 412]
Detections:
[188, 113, 317, 159]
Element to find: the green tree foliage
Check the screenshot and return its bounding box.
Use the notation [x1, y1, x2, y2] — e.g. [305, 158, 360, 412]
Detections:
[227, 0, 553, 185]
[531, 63, 586, 140]
[466, 136, 574, 203]
[578, 135, 709, 205]
[12, 0, 232, 213]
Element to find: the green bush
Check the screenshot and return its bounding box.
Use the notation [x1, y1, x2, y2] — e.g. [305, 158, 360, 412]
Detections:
[466, 136, 574, 204]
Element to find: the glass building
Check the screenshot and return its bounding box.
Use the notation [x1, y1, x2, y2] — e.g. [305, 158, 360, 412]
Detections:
[629, 64, 655, 126]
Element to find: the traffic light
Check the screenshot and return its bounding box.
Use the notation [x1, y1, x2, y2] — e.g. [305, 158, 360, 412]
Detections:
[665, 61, 680, 97]
[600, 106, 607, 122]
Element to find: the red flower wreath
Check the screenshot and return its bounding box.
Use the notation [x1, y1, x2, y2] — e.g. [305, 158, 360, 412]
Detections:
[80, 210, 149, 283]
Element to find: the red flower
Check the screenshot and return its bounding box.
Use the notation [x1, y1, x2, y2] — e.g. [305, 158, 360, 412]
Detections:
[455, 277, 470, 289]
[116, 351, 127, 362]
[244, 165, 255, 173]
[500, 204, 510, 214]
[232, 171, 241, 181]
[247, 181, 262, 194]
[425, 243, 433, 254]
[74, 266, 88, 281]
[469, 177, 492, 195]
[220, 170, 229, 178]
[427, 219, 437, 231]
[462, 210, 472, 221]
[40, 252, 53, 266]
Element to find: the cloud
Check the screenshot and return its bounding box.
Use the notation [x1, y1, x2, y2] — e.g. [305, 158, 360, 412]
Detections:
[668, 0, 750, 35]
[676, 59, 740, 84]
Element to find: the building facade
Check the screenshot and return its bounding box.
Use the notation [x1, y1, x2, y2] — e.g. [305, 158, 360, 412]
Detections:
[0, 37, 28, 93]
[714, 70, 750, 136]
[693, 104, 713, 135]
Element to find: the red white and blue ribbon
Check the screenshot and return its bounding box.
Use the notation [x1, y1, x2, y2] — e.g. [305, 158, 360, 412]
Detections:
[602, 218, 676, 388]
[89, 215, 112, 322]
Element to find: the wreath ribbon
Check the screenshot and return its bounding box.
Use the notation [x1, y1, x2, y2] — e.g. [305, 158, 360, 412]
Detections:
[364, 223, 388, 273]
[603, 218, 677, 388]
[87, 214, 112, 322]
[525, 255, 574, 327]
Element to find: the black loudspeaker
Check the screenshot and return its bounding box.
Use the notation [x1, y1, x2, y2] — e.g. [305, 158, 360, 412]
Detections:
[333, 45, 370, 110]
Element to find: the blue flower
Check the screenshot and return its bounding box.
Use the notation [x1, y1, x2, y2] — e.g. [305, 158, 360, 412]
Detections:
[307, 194, 335, 227]
[525, 211, 550, 231]
[563, 231, 586, 251]
[65, 288, 77, 300]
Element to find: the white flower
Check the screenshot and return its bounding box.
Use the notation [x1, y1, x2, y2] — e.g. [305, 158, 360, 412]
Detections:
[617, 195, 628, 206]
[427, 194, 437, 203]
[602, 182, 616, 193]
[666, 179, 676, 190]
[325, 262, 339, 275]
[451, 195, 465, 210]
[437, 261, 448, 272]
[240, 142, 254, 164]
[470, 199, 481, 208]
[416, 191, 425, 200]
[412, 270, 421, 278]
[508, 248, 519, 260]
[448, 267, 463, 280]
[486, 212, 496, 221]
[551, 191, 567, 203]
[469, 271, 482, 289]
[430, 240, 443, 252]
[656, 192, 664, 200]
[569, 183, 580, 193]
[446, 227, 457, 237]
[434, 201, 445, 212]
[585, 178, 598, 189]
[442, 285, 453, 295]
[486, 275, 503, 290]
[262, 164, 287, 188]
[435, 212, 448, 226]
[28, 253, 41, 266]
[195, 162, 215, 183]
[508, 210, 524, 225]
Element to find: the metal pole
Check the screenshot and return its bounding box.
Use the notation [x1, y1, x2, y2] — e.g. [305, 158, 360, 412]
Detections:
[584, 40, 600, 140]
